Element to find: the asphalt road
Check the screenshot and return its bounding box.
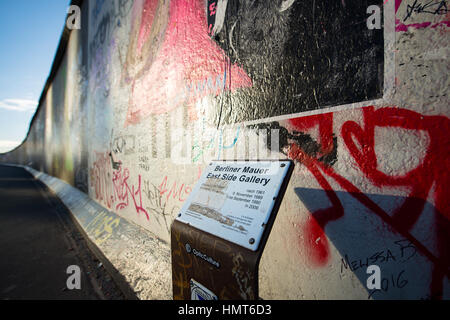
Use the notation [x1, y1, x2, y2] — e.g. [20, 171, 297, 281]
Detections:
[0, 164, 124, 300]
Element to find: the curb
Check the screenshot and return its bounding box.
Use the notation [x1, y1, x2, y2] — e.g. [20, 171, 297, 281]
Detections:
[21, 165, 173, 300]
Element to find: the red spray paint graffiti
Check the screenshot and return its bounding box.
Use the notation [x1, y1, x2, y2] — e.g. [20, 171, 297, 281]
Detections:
[112, 166, 149, 220]
[287, 113, 335, 158]
[158, 175, 192, 204]
[286, 106, 450, 298]
[123, 0, 252, 125]
[90, 152, 149, 220]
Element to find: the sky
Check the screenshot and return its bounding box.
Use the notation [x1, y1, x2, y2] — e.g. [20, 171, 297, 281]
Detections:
[0, 0, 70, 153]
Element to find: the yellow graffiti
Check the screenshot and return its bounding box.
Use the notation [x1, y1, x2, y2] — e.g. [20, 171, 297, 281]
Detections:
[86, 211, 120, 245]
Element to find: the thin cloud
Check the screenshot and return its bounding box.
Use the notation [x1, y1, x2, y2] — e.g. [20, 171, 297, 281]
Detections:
[0, 140, 21, 153]
[0, 98, 38, 112]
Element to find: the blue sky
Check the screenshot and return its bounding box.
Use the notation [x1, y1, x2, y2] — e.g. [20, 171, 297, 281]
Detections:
[0, 0, 70, 153]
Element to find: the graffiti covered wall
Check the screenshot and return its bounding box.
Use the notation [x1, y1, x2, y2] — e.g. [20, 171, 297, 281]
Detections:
[1, 0, 449, 299]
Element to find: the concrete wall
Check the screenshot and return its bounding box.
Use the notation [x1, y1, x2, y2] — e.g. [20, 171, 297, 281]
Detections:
[1, 0, 449, 299]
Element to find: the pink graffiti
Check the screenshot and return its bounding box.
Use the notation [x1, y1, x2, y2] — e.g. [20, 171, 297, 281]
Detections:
[158, 175, 192, 204]
[90, 152, 149, 220]
[123, 0, 252, 125]
[396, 18, 450, 31]
[112, 166, 149, 220]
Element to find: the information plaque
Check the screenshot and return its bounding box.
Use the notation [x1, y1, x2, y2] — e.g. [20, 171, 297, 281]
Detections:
[171, 160, 293, 300]
[176, 160, 292, 251]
